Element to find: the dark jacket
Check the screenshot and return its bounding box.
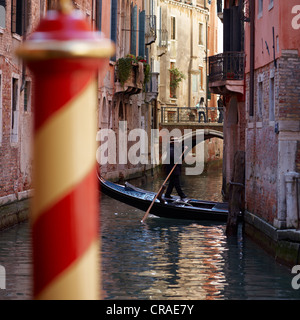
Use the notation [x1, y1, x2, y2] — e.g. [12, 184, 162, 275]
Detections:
[166, 143, 182, 176]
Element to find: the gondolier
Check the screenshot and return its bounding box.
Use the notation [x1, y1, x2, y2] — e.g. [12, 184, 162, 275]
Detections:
[164, 137, 187, 201]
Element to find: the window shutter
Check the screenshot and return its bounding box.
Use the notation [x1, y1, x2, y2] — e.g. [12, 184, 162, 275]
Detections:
[231, 5, 241, 51]
[223, 8, 230, 52]
[110, 0, 117, 43]
[97, 0, 102, 31]
[138, 10, 145, 58]
[110, 0, 117, 61]
[130, 5, 137, 55]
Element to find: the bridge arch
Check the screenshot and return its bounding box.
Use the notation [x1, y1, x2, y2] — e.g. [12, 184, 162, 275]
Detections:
[160, 129, 223, 163]
[178, 129, 223, 151]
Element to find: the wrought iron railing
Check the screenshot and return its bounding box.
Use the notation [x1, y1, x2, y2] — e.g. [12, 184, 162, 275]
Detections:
[158, 29, 168, 48]
[209, 52, 245, 83]
[160, 106, 222, 124]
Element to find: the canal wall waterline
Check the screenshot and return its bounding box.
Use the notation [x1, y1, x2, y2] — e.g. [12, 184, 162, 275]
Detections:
[0, 199, 30, 231]
[244, 211, 300, 268]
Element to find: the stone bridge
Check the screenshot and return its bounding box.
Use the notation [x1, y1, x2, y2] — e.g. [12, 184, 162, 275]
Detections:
[159, 123, 224, 146]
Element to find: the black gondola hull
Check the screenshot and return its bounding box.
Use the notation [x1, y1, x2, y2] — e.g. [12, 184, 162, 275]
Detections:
[99, 177, 238, 222]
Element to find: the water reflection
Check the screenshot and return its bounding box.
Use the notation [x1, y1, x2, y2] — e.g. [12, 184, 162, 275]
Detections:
[101, 194, 299, 300]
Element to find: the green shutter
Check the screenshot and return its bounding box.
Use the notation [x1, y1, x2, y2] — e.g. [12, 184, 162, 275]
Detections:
[131, 5, 137, 55]
[139, 10, 145, 58]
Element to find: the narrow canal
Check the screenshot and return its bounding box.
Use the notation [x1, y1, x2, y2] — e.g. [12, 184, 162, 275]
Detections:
[0, 162, 299, 300]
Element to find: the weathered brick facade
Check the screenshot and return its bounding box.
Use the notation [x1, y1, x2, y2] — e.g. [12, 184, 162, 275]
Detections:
[244, 49, 300, 227]
[0, 0, 96, 205]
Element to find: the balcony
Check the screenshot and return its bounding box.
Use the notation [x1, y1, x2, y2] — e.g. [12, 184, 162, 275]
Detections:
[145, 72, 159, 103]
[145, 15, 157, 45]
[157, 29, 168, 57]
[115, 60, 144, 95]
[209, 52, 245, 95]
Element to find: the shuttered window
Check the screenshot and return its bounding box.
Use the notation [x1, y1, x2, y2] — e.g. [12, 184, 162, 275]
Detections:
[138, 10, 145, 58]
[130, 5, 137, 55]
[171, 16, 176, 40]
[110, 0, 117, 61]
[223, 6, 242, 52]
[97, 0, 102, 31]
[11, 0, 29, 36]
[110, 0, 117, 43]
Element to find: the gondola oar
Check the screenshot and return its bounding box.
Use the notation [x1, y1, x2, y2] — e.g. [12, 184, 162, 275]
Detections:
[141, 146, 188, 223]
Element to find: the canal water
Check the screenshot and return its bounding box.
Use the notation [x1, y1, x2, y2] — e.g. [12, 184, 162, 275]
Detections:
[0, 162, 299, 300]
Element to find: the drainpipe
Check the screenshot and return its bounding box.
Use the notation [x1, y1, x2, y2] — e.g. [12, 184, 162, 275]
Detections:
[20, 0, 28, 92]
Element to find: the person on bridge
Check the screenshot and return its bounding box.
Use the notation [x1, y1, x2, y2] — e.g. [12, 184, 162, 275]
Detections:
[164, 137, 187, 201]
[196, 97, 207, 123]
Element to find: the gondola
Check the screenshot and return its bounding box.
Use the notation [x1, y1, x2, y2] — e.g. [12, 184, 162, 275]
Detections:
[99, 176, 236, 222]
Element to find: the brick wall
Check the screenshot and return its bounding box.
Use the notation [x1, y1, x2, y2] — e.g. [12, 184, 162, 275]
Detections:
[0, 0, 95, 201]
[278, 50, 300, 121]
[245, 51, 300, 224]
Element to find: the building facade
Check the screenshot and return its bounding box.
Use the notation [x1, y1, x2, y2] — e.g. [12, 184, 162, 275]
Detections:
[209, 0, 300, 265]
[244, 0, 300, 231]
[157, 0, 220, 122]
[0, 0, 107, 207]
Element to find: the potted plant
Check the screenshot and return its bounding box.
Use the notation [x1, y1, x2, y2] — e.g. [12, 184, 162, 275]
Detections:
[169, 67, 185, 98]
[116, 54, 150, 88]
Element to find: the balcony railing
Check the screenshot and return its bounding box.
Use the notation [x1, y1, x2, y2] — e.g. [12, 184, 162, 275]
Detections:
[158, 29, 168, 48]
[209, 52, 245, 83]
[161, 106, 222, 124]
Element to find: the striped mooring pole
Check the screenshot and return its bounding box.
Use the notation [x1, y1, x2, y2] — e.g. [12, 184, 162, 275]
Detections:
[16, 0, 114, 300]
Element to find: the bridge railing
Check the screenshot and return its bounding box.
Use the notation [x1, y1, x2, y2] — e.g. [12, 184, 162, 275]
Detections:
[160, 106, 223, 124]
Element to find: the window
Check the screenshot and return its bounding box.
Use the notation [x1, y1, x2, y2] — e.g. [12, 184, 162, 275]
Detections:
[269, 0, 274, 10]
[257, 76, 263, 118]
[97, 0, 102, 31]
[198, 23, 204, 45]
[11, 77, 19, 143]
[171, 16, 176, 40]
[269, 74, 275, 121]
[130, 5, 137, 55]
[110, 0, 117, 61]
[258, 0, 263, 18]
[170, 62, 176, 98]
[138, 10, 145, 57]
[0, 0, 6, 29]
[24, 81, 31, 112]
[12, 0, 30, 36]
